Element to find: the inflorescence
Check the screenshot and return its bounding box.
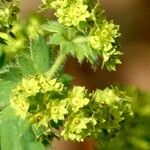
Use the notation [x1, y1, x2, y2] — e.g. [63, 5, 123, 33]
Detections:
[10, 75, 133, 142]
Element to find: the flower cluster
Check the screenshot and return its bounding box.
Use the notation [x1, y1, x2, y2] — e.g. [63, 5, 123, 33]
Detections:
[10, 75, 65, 128]
[90, 88, 133, 139]
[89, 20, 121, 70]
[40, 0, 122, 71]
[51, 0, 90, 26]
[60, 86, 93, 141]
[10, 75, 133, 142]
[89, 21, 120, 51]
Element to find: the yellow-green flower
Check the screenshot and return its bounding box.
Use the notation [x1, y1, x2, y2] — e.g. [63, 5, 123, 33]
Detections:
[88, 20, 121, 70]
[21, 77, 40, 96]
[28, 112, 49, 128]
[38, 75, 52, 93]
[48, 100, 68, 123]
[71, 97, 89, 111]
[61, 113, 90, 141]
[89, 20, 120, 51]
[67, 86, 89, 112]
[38, 75, 64, 93]
[93, 88, 120, 105]
[10, 95, 29, 119]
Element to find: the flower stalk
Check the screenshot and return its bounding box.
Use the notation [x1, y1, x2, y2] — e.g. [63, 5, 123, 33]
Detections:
[46, 52, 66, 79]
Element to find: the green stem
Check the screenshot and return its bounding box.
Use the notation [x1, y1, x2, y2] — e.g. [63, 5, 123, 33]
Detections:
[46, 53, 66, 79]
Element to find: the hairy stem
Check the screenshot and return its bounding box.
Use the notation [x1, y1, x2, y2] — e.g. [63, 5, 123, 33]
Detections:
[46, 53, 66, 78]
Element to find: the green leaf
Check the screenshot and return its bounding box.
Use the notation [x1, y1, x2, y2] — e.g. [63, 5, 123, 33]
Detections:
[0, 67, 22, 107]
[17, 37, 54, 76]
[30, 37, 51, 74]
[17, 54, 36, 76]
[44, 21, 97, 65]
[24, 142, 45, 150]
[50, 33, 65, 45]
[0, 66, 22, 82]
[61, 41, 75, 55]
[74, 42, 97, 64]
[0, 80, 15, 108]
[61, 40, 97, 64]
[0, 107, 45, 150]
[0, 107, 23, 150]
[42, 21, 67, 34]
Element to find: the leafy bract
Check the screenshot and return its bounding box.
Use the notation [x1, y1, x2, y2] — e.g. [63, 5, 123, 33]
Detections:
[42, 21, 67, 34]
[43, 21, 97, 65]
[61, 40, 96, 64]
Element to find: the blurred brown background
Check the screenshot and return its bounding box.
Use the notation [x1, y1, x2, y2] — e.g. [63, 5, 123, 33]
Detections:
[20, 0, 150, 149]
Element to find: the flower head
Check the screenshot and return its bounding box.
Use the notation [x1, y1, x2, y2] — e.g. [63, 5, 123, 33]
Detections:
[21, 77, 40, 96]
[89, 20, 120, 51]
[47, 100, 68, 123]
[61, 113, 90, 141]
[93, 88, 120, 105]
[10, 75, 65, 123]
[10, 94, 29, 119]
[67, 86, 89, 112]
[28, 112, 49, 128]
[54, 0, 90, 26]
